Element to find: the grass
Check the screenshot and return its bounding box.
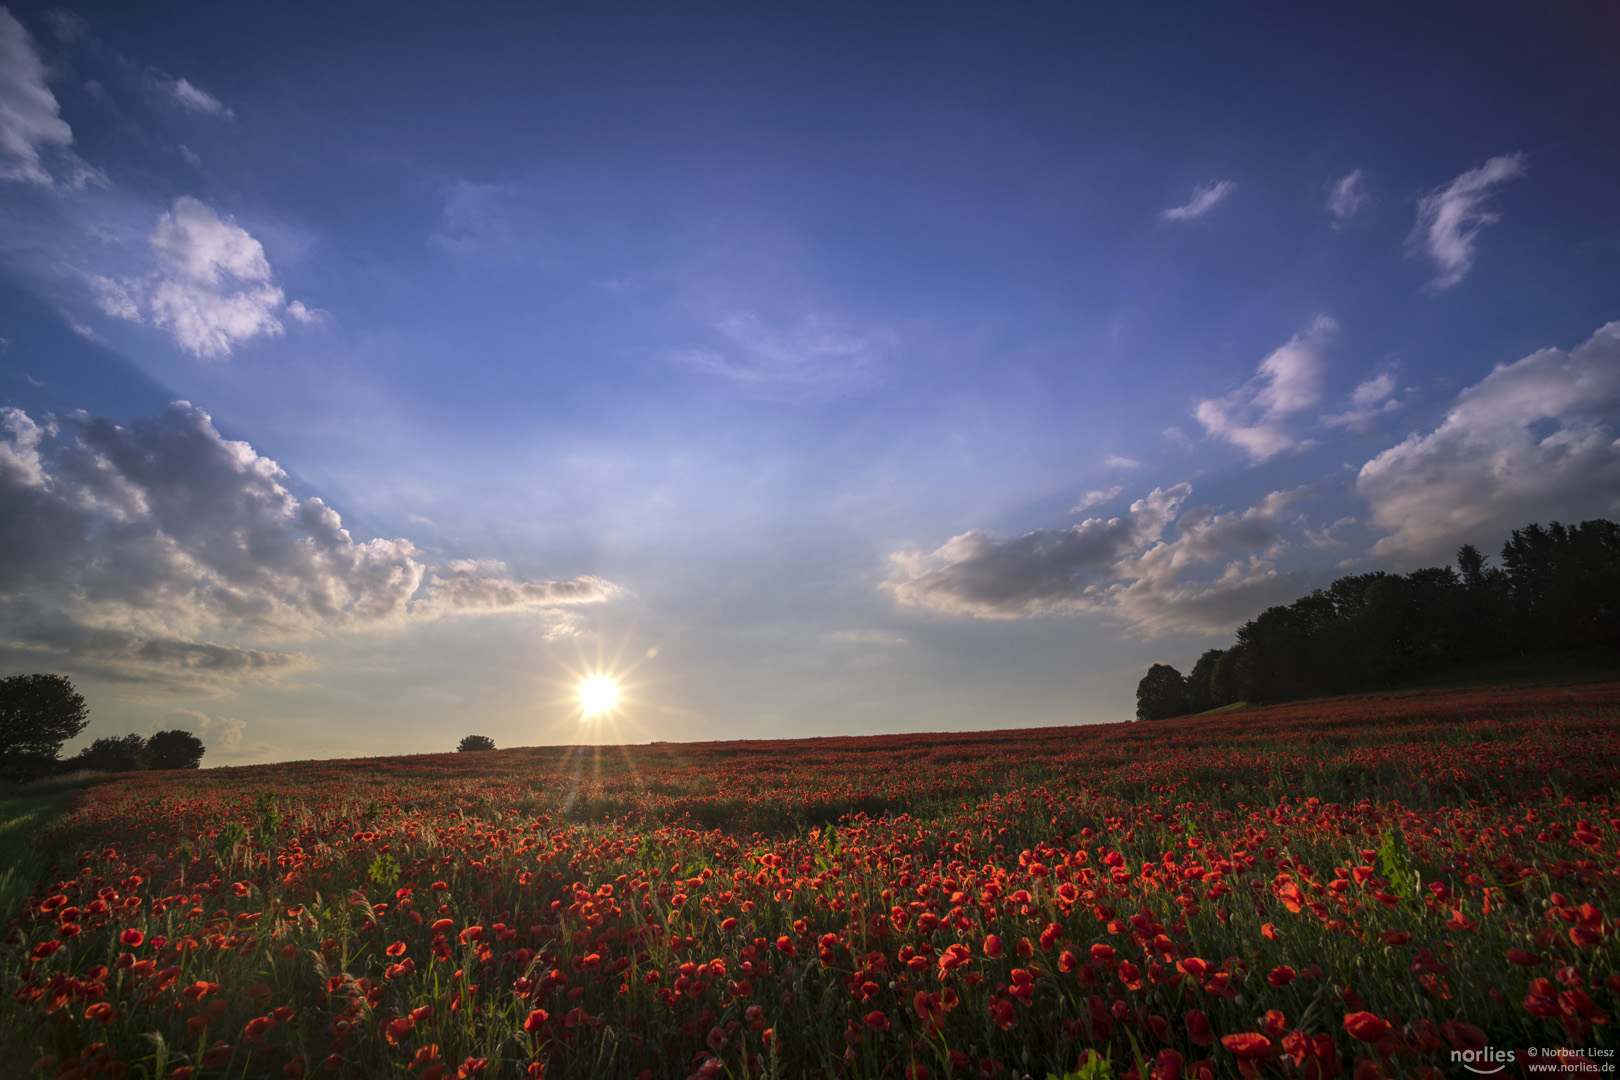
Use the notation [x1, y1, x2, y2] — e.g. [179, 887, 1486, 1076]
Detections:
[0, 772, 102, 919]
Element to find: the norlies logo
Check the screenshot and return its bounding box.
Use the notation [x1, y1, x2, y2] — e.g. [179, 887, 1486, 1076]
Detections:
[1452, 1047, 1512, 1075]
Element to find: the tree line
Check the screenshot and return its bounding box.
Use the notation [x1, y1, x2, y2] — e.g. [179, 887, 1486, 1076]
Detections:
[1136, 518, 1620, 721]
[0, 673, 204, 780]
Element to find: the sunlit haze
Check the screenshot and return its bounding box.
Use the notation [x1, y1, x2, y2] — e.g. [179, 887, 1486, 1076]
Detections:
[579, 677, 620, 718]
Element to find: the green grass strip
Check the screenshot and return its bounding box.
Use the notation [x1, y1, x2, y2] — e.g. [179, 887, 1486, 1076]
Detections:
[0, 774, 100, 919]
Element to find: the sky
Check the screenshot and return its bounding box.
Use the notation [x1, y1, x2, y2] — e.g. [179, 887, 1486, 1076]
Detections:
[0, 1, 1617, 765]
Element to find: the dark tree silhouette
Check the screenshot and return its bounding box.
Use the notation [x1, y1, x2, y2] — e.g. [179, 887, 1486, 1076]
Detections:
[0, 673, 90, 778]
[1184, 649, 1227, 714]
[1132, 517, 1620, 711]
[457, 735, 496, 752]
[146, 729, 205, 770]
[1135, 663, 1190, 721]
[70, 734, 149, 773]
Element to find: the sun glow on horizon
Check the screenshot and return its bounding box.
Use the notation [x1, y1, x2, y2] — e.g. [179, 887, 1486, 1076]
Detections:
[579, 675, 621, 717]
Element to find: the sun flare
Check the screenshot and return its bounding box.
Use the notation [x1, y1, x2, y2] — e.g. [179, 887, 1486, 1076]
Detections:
[579, 675, 620, 716]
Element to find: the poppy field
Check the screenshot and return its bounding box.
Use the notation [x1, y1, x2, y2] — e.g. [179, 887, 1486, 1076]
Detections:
[5, 682, 1620, 1080]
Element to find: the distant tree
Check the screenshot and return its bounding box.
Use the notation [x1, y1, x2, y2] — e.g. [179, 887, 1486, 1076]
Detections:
[69, 733, 149, 773]
[1184, 649, 1226, 714]
[457, 735, 496, 752]
[1135, 663, 1190, 722]
[0, 673, 90, 779]
[1501, 520, 1620, 653]
[1210, 646, 1245, 708]
[146, 729, 205, 770]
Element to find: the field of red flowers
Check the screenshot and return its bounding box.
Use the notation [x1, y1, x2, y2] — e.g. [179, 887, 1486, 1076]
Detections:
[4, 682, 1619, 1080]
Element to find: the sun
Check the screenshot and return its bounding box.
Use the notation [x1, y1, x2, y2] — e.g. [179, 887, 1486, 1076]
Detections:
[579, 675, 620, 716]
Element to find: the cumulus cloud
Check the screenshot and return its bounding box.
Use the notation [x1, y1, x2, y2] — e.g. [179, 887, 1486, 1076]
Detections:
[0, 401, 618, 686]
[886, 483, 1313, 635]
[678, 313, 898, 401]
[162, 707, 246, 753]
[1321, 371, 1403, 430]
[1325, 170, 1369, 225]
[0, 8, 79, 185]
[885, 484, 1191, 619]
[92, 197, 319, 358]
[163, 76, 232, 118]
[1358, 320, 1620, 559]
[1194, 316, 1339, 462]
[1410, 154, 1526, 290]
[1160, 180, 1236, 221]
[1104, 489, 1311, 635]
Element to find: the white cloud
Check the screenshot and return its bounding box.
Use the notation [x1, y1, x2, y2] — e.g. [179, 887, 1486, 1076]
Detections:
[1410, 154, 1526, 290]
[885, 484, 1191, 618]
[94, 197, 316, 358]
[1160, 179, 1237, 221]
[1194, 316, 1339, 462]
[1070, 485, 1123, 514]
[1321, 371, 1403, 430]
[678, 312, 898, 401]
[1358, 320, 1620, 559]
[1104, 489, 1311, 635]
[886, 483, 1313, 636]
[1104, 455, 1141, 469]
[0, 401, 619, 686]
[164, 77, 232, 118]
[285, 300, 328, 326]
[0, 7, 76, 185]
[1325, 170, 1369, 225]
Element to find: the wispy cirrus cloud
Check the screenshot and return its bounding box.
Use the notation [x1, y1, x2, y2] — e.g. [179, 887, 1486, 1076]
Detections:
[1325, 169, 1369, 225]
[160, 76, 233, 118]
[1070, 485, 1123, 514]
[1193, 316, 1339, 462]
[1410, 154, 1526, 290]
[677, 312, 899, 402]
[1160, 179, 1236, 221]
[1321, 371, 1402, 431]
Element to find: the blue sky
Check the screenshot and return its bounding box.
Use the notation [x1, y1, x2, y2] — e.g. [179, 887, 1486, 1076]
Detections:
[1, 1, 1617, 763]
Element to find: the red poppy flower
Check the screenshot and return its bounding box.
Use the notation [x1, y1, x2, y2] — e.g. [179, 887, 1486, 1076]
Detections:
[1342, 1012, 1390, 1042]
[1220, 1033, 1273, 1060]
